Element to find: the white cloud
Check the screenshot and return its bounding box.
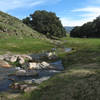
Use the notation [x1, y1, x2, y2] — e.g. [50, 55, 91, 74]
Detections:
[0, 0, 61, 12]
[72, 6, 100, 13]
[72, 6, 100, 19]
[0, 0, 46, 11]
[60, 17, 93, 26]
[61, 6, 100, 26]
[30, 1, 44, 7]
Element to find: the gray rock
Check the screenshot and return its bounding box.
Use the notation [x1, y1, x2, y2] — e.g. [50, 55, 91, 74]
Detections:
[10, 83, 20, 89]
[41, 61, 50, 67]
[0, 60, 11, 68]
[4, 56, 11, 62]
[45, 52, 57, 59]
[28, 61, 55, 70]
[10, 56, 17, 63]
[15, 67, 21, 70]
[16, 70, 26, 76]
[16, 70, 38, 77]
[21, 55, 32, 61]
[32, 77, 50, 84]
[28, 62, 38, 69]
[0, 55, 4, 60]
[24, 86, 38, 93]
[19, 84, 28, 90]
[17, 56, 25, 65]
[40, 62, 56, 69]
[24, 80, 33, 84]
[3, 55, 17, 63]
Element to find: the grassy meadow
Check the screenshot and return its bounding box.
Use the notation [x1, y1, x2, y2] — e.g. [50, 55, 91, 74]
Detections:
[0, 37, 54, 54]
[14, 37, 100, 100]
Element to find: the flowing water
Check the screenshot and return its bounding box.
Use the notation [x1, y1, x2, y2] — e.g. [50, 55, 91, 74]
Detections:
[0, 48, 72, 92]
[65, 48, 72, 52]
[0, 68, 16, 92]
[0, 60, 64, 92]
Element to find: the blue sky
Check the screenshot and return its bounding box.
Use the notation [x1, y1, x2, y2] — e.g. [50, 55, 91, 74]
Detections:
[0, 0, 100, 26]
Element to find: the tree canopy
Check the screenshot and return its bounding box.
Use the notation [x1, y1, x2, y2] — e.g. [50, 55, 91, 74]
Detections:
[23, 10, 66, 38]
[70, 16, 100, 38]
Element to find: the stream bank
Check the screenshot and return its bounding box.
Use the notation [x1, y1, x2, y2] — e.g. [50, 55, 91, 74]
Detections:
[0, 48, 72, 97]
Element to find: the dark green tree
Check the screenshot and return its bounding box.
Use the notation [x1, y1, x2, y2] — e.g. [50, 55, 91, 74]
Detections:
[70, 16, 100, 38]
[23, 10, 66, 38]
[23, 17, 31, 27]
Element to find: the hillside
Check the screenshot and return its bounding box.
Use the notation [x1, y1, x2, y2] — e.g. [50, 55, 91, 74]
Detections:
[64, 26, 74, 33]
[0, 11, 56, 54]
[0, 11, 45, 38]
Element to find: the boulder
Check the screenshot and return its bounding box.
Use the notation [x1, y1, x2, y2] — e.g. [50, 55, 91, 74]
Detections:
[41, 61, 50, 68]
[0, 55, 4, 60]
[10, 83, 28, 90]
[4, 56, 11, 62]
[24, 86, 38, 93]
[28, 62, 47, 70]
[17, 56, 25, 65]
[0, 60, 11, 68]
[16, 70, 38, 77]
[4, 55, 17, 63]
[10, 56, 17, 63]
[24, 80, 33, 84]
[28, 62, 55, 70]
[15, 67, 21, 70]
[19, 84, 28, 90]
[10, 83, 20, 89]
[28, 62, 38, 69]
[14, 83, 20, 89]
[45, 52, 57, 59]
[16, 70, 26, 76]
[10, 83, 38, 92]
[40, 62, 55, 69]
[46, 52, 53, 57]
[21, 55, 32, 61]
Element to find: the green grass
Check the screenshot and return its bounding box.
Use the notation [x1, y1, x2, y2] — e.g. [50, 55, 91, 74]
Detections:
[0, 37, 54, 54]
[13, 37, 100, 100]
[61, 37, 100, 66]
[0, 11, 57, 54]
[0, 11, 46, 38]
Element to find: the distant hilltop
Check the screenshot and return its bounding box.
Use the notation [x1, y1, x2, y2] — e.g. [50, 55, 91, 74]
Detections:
[64, 26, 74, 33]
